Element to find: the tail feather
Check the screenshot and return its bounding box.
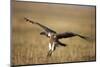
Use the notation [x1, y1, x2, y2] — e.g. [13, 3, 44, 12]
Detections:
[57, 41, 66, 47]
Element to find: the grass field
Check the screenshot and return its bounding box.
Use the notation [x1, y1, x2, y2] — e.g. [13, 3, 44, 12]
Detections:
[11, 1, 96, 65]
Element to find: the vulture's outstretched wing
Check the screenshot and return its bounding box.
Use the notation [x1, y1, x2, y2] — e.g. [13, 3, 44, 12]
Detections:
[56, 32, 88, 40]
[24, 17, 56, 33]
[56, 32, 76, 39]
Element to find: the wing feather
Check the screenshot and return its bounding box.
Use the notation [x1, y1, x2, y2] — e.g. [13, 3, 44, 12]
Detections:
[24, 17, 56, 33]
[56, 32, 76, 39]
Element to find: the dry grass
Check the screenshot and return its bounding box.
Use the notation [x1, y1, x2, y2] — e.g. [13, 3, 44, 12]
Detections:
[11, 1, 96, 65]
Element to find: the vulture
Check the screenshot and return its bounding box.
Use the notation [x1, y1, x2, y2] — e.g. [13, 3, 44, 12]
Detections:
[24, 17, 88, 57]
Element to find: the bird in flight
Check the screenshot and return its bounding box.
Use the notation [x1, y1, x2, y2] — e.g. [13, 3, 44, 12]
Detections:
[24, 17, 88, 57]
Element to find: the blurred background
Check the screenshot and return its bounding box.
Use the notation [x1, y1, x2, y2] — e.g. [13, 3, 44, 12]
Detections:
[12, 0, 96, 65]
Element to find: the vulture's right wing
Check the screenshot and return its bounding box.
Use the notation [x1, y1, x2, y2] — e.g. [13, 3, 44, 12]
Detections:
[24, 17, 56, 34]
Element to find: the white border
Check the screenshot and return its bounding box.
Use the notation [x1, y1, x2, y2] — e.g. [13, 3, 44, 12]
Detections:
[0, 0, 10, 67]
[0, 0, 99, 67]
